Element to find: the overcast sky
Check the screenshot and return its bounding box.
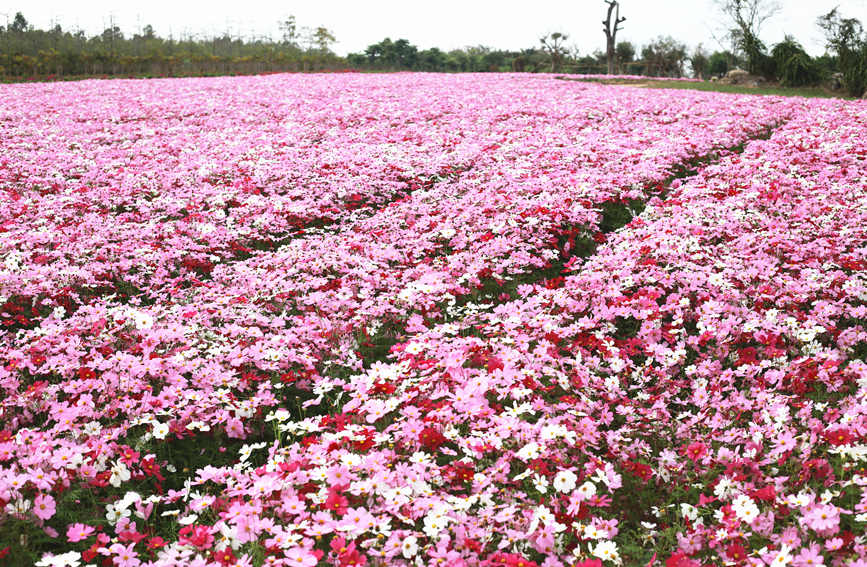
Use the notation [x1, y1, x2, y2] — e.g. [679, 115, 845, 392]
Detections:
[4, 1, 866, 56]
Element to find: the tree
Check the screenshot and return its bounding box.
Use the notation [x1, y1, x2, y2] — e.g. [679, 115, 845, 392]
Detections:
[101, 26, 124, 44]
[615, 41, 635, 73]
[540, 32, 569, 72]
[642, 36, 687, 77]
[690, 44, 709, 79]
[279, 16, 299, 48]
[360, 37, 419, 69]
[602, 1, 626, 74]
[818, 8, 867, 97]
[707, 50, 733, 76]
[11, 12, 28, 33]
[312, 26, 336, 54]
[716, 0, 780, 74]
[771, 36, 819, 86]
[417, 47, 447, 71]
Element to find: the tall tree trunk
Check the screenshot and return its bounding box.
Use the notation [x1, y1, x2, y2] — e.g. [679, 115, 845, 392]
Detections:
[603, 1, 625, 75]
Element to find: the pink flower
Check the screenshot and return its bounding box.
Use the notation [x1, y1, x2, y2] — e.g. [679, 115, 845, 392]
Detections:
[284, 547, 318, 567]
[33, 493, 56, 521]
[792, 543, 824, 567]
[225, 417, 245, 439]
[109, 542, 141, 567]
[66, 522, 96, 543]
[801, 504, 840, 535]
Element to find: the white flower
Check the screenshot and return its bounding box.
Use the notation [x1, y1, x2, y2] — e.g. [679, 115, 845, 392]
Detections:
[105, 503, 130, 524]
[591, 540, 620, 563]
[341, 453, 362, 468]
[583, 524, 608, 540]
[401, 535, 419, 559]
[422, 514, 444, 538]
[109, 461, 131, 488]
[576, 481, 597, 501]
[116, 491, 141, 511]
[533, 474, 549, 494]
[439, 227, 456, 239]
[516, 442, 541, 461]
[152, 422, 169, 440]
[680, 503, 698, 522]
[714, 476, 734, 499]
[127, 308, 154, 330]
[770, 544, 793, 567]
[35, 551, 82, 567]
[732, 493, 759, 525]
[553, 470, 578, 493]
[5, 497, 27, 518]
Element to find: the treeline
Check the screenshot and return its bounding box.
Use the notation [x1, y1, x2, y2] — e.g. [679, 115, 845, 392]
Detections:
[347, 35, 738, 78]
[345, 36, 692, 75]
[0, 13, 344, 79]
[1, 7, 865, 96]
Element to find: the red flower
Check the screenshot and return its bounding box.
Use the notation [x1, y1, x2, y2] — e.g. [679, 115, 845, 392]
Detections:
[825, 427, 855, 446]
[751, 485, 776, 502]
[178, 525, 214, 550]
[666, 552, 700, 567]
[683, 442, 707, 462]
[210, 549, 237, 566]
[419, 427, 447, 451]
[726, 543, 747, 563]
[146, 536, 166, 550]
[78, 367, 96, 380]
[117, 530, 147, 544]
[323, 484, 348, 515]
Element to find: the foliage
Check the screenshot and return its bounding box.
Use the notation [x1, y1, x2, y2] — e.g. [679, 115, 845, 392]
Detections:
[818, 8, 867, 97]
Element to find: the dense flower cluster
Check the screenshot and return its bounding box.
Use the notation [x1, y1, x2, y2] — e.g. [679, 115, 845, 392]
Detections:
[0, 73, 864, 567]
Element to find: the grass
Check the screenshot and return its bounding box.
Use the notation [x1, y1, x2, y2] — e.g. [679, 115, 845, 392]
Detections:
[556, 76, 852, 99]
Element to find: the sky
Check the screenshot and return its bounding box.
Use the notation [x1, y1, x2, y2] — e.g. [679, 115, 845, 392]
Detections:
[4, 0, 866, 57]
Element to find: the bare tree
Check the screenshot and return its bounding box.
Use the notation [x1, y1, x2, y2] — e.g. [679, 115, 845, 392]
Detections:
[279, 15, 299, 49]
[540, 32, 569, 73]
[602, 1, 626, 75]
[716, 0, 780, 73]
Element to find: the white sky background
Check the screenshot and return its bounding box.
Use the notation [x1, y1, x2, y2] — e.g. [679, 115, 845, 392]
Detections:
[5, 0, 866, 57]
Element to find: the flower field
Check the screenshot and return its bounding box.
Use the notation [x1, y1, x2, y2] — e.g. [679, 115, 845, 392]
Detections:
[1, 73, 866, 567]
